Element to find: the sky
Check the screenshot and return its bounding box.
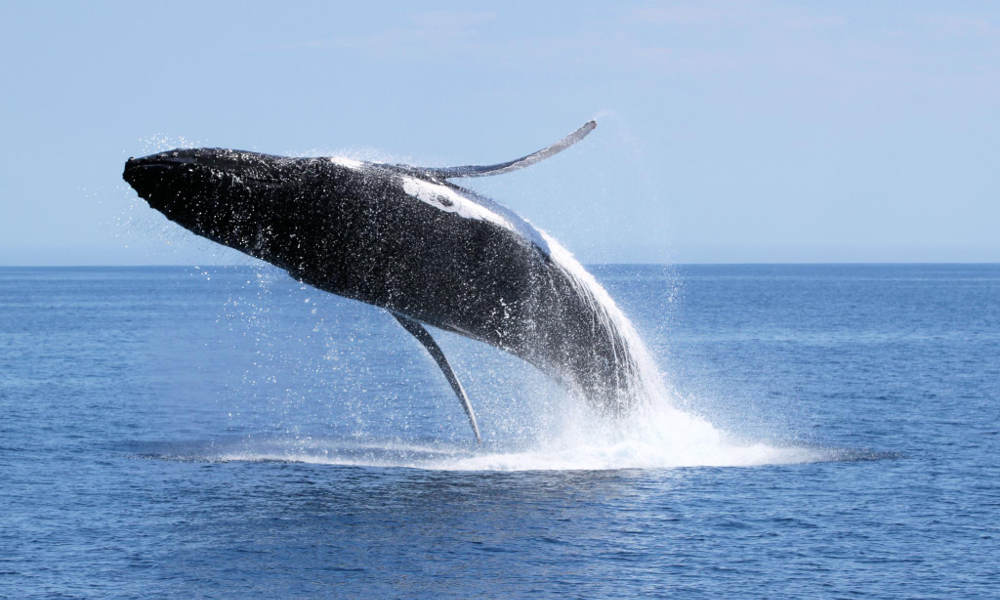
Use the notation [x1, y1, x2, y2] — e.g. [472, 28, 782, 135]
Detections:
[1, 1, 998, 265]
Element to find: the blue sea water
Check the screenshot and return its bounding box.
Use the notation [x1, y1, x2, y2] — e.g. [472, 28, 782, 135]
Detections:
[1, 264, 998, 598]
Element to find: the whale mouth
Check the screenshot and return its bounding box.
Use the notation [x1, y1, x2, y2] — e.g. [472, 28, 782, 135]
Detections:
[124, 155, 195, 172]
[123, 149, 230, 181]
[123, 152, 200, 196]
[124, 149, 293, 195]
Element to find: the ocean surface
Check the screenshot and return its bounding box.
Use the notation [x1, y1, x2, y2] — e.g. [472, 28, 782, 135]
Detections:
[1, 264, 998, 598]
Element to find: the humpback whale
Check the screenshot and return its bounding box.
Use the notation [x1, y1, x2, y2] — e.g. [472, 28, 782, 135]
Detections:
[123, 121, 645, 442]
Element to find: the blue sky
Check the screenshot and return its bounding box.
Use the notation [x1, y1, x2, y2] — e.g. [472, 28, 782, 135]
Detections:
[1, 1, 998, 264]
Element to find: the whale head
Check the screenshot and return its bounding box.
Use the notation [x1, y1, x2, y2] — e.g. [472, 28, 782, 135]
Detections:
[122, 148, 382, 271]
[121, 147, 524, 307]
[125, 149, 298, 250]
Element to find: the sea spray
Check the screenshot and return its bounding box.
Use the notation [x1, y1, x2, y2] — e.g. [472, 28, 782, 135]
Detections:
[203, 247, 827, 470]
[462, 228, 827, 470]
[185, 228, 826, 469]
[538, 228, 661, 408]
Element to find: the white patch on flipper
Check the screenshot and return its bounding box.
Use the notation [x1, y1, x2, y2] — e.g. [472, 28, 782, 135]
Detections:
[329, 156, 364, 170]
[400, 175, 512, 230]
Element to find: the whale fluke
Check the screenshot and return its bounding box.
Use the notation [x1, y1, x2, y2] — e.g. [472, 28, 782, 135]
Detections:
[392, 313, 481, 443]
[425, 120, 596, 179]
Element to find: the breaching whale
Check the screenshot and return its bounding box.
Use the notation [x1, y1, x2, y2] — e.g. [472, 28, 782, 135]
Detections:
[123, 121, 645, 442]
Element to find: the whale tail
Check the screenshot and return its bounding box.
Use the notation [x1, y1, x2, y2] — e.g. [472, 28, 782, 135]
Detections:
[423, 120, 596, 179]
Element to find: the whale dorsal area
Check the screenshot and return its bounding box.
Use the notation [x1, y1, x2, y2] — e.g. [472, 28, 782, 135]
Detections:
[391, 312, 482, 444]
[425, 120, 596, 179]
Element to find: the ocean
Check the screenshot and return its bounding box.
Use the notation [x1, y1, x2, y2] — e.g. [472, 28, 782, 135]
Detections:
[1, 264, 997, 598]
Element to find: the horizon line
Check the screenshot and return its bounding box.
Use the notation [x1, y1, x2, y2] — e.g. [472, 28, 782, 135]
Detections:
[3, 261, 1000, 269]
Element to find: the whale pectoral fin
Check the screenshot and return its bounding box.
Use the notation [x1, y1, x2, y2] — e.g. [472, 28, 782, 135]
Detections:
[425, 120, 596, 179]
[391, 312, 482, 444]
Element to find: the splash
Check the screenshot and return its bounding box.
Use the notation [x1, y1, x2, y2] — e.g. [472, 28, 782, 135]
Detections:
[432, 226, 821, 470]
[189, 246, 829, 471]
[537, 227, 665, 409]
[148, 417, 830, 470]
[196, 213, 819, 471]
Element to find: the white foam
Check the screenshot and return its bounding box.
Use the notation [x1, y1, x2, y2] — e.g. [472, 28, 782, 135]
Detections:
[200, 392, 826, 472]
[425, 390, 826, 471]
[207, 421, 825, 472]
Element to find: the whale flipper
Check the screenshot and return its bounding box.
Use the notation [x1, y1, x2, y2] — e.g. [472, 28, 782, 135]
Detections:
[426, 120, 596, 179]
[391, 312, 482, 443]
